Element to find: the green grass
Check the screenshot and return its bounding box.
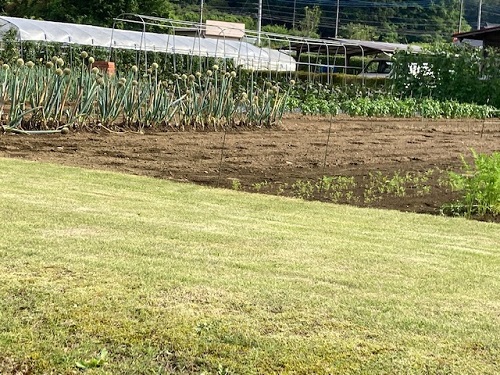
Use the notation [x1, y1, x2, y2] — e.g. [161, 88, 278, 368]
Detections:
[0, 157, 499, 374]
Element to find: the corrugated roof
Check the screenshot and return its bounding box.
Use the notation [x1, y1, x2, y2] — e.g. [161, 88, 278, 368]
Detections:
[453, 26, 500, 40]
[331, 38, 422, 56]
[288, 38, 421, 59]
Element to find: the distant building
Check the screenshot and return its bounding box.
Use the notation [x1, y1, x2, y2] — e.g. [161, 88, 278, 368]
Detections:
[453, 26, 500, 49]
[174, 20, 245, 41]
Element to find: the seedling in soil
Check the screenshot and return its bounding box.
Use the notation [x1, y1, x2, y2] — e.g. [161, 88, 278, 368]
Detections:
[250, 170, 439, 207]
[252, 180, 269, 192]
[230, 178, 242, 191]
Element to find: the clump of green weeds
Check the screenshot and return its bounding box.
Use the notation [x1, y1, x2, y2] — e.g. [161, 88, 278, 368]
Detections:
[363, 169, 436, 203]
[442, 150, 500, 218]
[366, 171, 407, 197]
[251, 180, 269, 192]
[316, 176, 358, 203]
[230, 178, 242, 191]
[288, 177, 359, 202]
[291, 180, 314, 199]
[251, 169, 437, 205]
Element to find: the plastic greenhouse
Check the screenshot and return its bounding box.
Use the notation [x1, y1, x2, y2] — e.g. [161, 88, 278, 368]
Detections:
[0, 14, 421, 81]
[0, 15, 297, 72]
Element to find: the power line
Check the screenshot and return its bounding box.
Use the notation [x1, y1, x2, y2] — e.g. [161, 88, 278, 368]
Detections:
[201, 0, 476, 38]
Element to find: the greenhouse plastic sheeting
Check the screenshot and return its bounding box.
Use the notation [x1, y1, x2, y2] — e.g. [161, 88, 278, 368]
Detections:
[0, 16, 296, 71]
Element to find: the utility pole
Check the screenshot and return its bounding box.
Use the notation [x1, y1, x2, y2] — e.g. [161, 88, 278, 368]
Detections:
[458, 0, 464, 32]
[335, 0, 340, 38]
[200, 0, 204, 29]
[293, 0, 296, 29]
[257, 0, 262, 45]
[477, 0, 483, 29]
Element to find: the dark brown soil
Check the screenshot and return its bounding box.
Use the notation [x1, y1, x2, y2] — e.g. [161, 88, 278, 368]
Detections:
[1, 116, 499, 222]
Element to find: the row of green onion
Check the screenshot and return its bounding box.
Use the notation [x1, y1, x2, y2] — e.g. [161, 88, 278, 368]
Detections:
[0, 53, 292, 134]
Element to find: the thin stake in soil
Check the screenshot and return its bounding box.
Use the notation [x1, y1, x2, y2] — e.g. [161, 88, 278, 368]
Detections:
[319, 114, 334, 195]
[217, 129, 227, 188]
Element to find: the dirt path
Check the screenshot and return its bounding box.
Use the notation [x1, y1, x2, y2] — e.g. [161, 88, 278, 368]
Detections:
[1, 116, 499, 220]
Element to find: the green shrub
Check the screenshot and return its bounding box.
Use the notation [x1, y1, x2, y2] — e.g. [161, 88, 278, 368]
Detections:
[444, 150, 500, 218]
[391, 44, 500, 108]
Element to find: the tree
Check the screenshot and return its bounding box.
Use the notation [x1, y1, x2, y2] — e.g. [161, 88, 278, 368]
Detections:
[1, 0, 176, 26]
[340, 23, 379, 41]
[299, 5, 321, 38]
[0, 0, 478, 43]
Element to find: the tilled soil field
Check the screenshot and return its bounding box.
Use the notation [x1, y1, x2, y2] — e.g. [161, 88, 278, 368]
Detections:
[1, 116, 499, 221]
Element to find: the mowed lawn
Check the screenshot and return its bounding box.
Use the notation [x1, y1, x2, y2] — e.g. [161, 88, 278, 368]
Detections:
[0, 158, 498, 374]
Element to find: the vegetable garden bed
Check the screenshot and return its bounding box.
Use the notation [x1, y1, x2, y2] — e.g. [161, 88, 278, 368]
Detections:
[1, 115, 499, 222]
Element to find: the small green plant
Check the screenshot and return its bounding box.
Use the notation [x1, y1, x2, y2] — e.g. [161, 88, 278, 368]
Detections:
[444, 150, 500, 218]
[316, 176, 357, 203]
[363, 186, 381, 204]
[276, 182, 288, 196]
[292, 180, 314, 199]
[387, 172, 406, 197]
[230, 178, 242, 191]
[344, 190, 359, 203]
[410, 169, 434, 196]
[363, 170, 437, 204]
[251, 180, 269, 192]
[75, 348, 108, 370]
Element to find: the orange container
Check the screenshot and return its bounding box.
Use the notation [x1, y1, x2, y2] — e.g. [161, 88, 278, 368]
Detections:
[92, 61, 116, 75]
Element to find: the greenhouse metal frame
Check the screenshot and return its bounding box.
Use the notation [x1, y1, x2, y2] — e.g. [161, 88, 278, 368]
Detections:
[0, 14, 420, 83]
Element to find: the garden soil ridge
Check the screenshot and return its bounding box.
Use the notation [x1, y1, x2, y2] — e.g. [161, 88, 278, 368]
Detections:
[1, 116, 499, 221]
